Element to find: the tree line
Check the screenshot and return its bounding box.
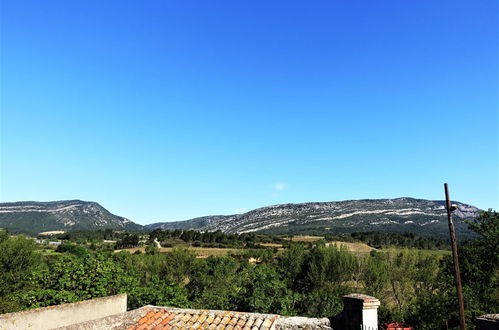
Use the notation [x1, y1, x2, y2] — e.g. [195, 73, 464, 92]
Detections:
[348, 231, 449, 250]
[46, 227, 451, 251]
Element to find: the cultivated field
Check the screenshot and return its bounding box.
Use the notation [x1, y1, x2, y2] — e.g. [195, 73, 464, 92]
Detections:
[284, 235, 323, 242]
[115, 247, 242, 258]
[327, 241, 375, 254]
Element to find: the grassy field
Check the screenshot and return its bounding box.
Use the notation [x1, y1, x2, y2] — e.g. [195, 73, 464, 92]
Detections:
[115, 247, 242, 258]
[259, 243, 283, 248]
[284, 235, 324, 242]
[283, 235, 375, 255]
[327, 241, 376, 255]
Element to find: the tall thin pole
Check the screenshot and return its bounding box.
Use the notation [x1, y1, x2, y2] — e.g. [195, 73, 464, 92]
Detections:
[444, 183, 466, 330]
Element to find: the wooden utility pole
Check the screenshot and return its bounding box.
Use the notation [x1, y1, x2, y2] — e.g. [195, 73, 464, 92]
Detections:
[444, 183, 466, 330]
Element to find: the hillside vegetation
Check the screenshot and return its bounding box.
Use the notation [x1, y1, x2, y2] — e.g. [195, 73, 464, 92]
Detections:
[0, 200, 143, 234]
[0, 210, 497, 330]
[148, 198, 481, 238]
[1, 198, 481, 238]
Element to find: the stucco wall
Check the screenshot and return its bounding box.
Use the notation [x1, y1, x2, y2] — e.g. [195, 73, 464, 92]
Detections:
[0, 294, 127, 330]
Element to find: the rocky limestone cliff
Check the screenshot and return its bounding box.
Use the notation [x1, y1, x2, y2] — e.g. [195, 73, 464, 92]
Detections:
[0, 200, 143, 234]
[148, 198, 482, 238]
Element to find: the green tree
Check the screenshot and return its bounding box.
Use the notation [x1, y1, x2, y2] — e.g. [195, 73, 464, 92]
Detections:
[451, 211, 499, 325]
[370, 249, 441, 325]
[305, 244, 358, 289]
[278, 243, 307, 290]
[0, 234, 40, 312]
[297, 245, 358, 317]
[161, 247, 196, 284]
[128, 275, 190, 310]
[145, 244, 160, 255]
[300, 283, 343, 317]
[242, 264, 296, 315]
[363, 251, 389, 298]
[18, 252, 139, 309]
[188, 256, 248, 310]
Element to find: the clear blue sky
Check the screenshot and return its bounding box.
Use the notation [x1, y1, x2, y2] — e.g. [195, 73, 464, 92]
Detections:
[1, 1, 497, 224]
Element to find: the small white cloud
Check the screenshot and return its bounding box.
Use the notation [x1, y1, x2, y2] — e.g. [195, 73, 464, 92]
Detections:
[274, 183, 286, 191]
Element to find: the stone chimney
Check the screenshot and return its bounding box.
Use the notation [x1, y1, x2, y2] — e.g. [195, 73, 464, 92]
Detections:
[339, 293, 381, 330]
[476, 314, 499, 330]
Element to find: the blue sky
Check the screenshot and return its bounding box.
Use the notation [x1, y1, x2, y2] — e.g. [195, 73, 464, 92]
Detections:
[1, 0, 497, 224]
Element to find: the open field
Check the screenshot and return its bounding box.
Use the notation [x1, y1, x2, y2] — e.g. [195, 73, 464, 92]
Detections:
[327, 241, 376, 254]
[115, 247, 242, 258]
[259, 243, 283, 248]
[284, 235, 324, 242]
[271, 235, 376, 255]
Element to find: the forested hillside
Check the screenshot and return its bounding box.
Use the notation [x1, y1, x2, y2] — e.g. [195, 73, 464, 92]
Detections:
[1, 198, 481, 238]
[148, 198, 481, 238]
[0, 200, 143, 234]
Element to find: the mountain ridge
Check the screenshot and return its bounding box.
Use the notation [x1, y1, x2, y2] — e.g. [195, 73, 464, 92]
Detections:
[0, 197, 483, 237]
[146, 197, 481, 238]
[0, 200, 143, 234]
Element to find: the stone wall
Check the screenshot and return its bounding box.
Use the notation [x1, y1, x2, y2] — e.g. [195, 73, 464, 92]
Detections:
[0, 294, 127, 330]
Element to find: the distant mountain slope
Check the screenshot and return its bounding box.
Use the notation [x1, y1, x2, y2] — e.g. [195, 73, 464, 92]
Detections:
[1, 198, 483, 238]
[147, 198, 481, 238]
[0, 200, 143, 234]
[145, 215, 235, 231]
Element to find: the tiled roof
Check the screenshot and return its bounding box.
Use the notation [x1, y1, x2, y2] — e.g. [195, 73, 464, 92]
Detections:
[121, 306, 332, 330]
[127, 307, 279, 330]
[56, 304, 331, 329]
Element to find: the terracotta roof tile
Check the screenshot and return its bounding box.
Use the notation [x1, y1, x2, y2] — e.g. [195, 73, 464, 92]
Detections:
[236, 317, 247, 327]
[212, 315, 222, 325]
[228, 315, 238, 326]
[197, 313, 208, 324]
[128, 306, 336, 330]
[162, 314, 176, 325]
[47, 300, 332, 330]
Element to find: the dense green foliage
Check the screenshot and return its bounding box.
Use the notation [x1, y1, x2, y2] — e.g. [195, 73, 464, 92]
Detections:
[0, 211, 497, 329]
[49, 228, 450, 251]
[348, 231, 449, 250]
[51, 229, 141, 249]
[149, 229, 283, 248]
[52, 229, 127, 241]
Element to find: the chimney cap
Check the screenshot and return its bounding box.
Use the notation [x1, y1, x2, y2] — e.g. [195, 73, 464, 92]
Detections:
[342, 293, 380, 309]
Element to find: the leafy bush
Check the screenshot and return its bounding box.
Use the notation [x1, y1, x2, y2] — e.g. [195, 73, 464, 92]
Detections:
[128, 276, 190, 310]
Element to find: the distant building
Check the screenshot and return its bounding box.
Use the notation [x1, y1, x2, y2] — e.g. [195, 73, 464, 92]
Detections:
[34, 240, 62, 245]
